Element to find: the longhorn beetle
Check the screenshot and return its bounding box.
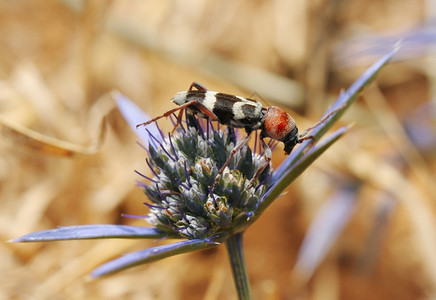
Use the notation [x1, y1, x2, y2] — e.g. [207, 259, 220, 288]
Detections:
[137, 82, 340, 189]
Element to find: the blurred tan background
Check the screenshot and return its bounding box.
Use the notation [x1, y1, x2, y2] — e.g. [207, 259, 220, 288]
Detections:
[1, 1, 435, 299]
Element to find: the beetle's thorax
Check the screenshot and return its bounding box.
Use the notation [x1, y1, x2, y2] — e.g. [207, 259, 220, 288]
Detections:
[262, 106, 297, 140]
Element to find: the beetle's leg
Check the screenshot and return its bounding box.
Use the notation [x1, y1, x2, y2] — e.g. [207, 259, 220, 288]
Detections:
[193, 102, 219, 120]
[171, 100, 219, 133]
[136, 100, 200, 129]
[297, 135, 316, 152]
[298, 102, 347, 138]
[294, 102, 348, 153]
[189, 82, 208, 92]
[210, 134, 251, 190]
[246, 138, 271, 189]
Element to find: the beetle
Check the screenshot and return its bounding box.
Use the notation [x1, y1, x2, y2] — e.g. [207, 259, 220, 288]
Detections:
[137, 82, 335, 189]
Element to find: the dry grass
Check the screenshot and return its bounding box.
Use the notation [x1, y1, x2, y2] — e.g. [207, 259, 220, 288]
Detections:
[1, 1, 435, 299]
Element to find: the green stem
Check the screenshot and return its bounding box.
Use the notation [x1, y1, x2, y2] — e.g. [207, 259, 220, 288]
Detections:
[225, 232, 252, 300]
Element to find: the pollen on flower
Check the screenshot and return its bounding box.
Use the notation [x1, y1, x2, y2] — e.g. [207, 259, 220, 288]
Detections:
[142, 115, 272, 240]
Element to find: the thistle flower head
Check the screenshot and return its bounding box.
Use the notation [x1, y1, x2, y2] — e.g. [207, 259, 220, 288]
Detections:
[143, 115, 272, 241]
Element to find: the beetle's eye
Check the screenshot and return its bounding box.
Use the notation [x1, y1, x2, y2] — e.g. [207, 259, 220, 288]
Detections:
[263, 106, 296, 140]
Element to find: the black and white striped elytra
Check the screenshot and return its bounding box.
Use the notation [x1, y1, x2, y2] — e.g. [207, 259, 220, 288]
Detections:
[172, 90, 264, 131]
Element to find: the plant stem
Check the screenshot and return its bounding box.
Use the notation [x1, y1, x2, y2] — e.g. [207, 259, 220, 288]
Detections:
[225, 232, 252, 300]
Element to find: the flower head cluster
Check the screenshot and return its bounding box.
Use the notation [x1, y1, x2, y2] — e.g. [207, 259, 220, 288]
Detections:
[143, 115, 272, 240]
